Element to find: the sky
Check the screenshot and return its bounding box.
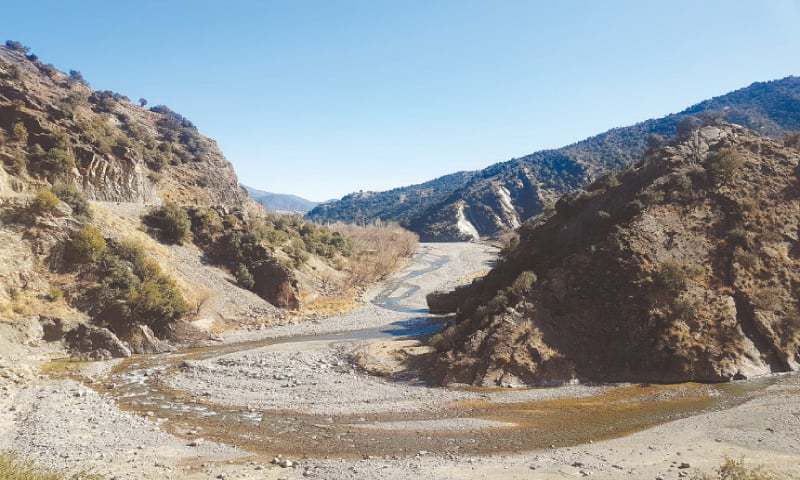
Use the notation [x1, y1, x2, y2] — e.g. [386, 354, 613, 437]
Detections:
[4, 1, 800, 200]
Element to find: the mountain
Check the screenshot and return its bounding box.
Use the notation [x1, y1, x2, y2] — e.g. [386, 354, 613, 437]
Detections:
[308, 76, 800, 240]
[425, 124, 800, 386]
[244, 186, 318, 214]
[307, 170, 477, 226]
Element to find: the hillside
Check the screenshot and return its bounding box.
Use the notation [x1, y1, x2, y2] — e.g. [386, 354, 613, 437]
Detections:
[309, 77, 800, 240]
[244, 185, 318, 214]
[0, 41, 416, 360]
[426, 124, 800, 386]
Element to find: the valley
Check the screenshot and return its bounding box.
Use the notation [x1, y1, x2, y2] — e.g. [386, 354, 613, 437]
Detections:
[2, 243, 799, 479]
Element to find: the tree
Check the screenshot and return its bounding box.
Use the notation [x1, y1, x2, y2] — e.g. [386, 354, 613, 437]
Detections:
[138, 98, 148, 107]
[4, 40, 29, 53]
[68, 70, 87, 85]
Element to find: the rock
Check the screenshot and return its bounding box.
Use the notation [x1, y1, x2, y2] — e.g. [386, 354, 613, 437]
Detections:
[64, 324, 132, 360]
[251, 257, 300, 310]
[121, 324, 173, 354]
[678, 462, 691, 469]
[187, 439, 204, 447]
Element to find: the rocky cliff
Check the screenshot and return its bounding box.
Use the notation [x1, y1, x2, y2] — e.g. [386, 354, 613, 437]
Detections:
[310, 77, 800, 241]
[427, 124, 800, 385]
[0, 45, 245, 207]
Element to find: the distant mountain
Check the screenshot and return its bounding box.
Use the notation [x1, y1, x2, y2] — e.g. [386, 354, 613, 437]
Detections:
[307, 76, 800, 241]
[245, 186, 318, 214]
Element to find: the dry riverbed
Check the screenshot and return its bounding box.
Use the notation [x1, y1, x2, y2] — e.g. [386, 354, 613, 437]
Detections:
[2, 243, 800, 479]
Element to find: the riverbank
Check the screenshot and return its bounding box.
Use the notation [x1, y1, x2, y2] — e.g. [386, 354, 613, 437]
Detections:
[2, 243, 799, 480]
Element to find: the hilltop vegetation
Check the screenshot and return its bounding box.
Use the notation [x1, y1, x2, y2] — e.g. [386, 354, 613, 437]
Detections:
[427, 123, 800, 386]
[310, 76, 800, 241]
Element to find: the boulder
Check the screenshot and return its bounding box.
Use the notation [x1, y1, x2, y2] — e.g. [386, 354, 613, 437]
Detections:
[121, 323, 173, 354]
[64, 324, 132, 360]
[251, 258, 300, 310]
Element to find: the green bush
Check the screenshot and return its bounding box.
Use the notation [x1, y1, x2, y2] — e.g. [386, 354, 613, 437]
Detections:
[90, 240, 188, 332]
[52, 183, 91, 219]
[143, 202, 191, 244]
[235, 263, 255, 289]
[32, 189, 60, 213]
[66, 226, 107, 264]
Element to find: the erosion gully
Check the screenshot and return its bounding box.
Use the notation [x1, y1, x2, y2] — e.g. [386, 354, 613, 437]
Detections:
[47, 248, 784, 462]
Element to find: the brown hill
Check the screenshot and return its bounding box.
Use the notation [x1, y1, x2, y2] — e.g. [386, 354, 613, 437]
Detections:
[427, 124, 800, 386]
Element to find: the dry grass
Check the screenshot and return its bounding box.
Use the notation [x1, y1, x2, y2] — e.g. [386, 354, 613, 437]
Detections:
[329, 222, 418, 285]
[0, 453, 102, 480]
[691, 457, 780, 480]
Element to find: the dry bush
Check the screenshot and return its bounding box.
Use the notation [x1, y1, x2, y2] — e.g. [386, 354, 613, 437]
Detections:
[691, 457, 778, 480]
[0, 452, 102, 479]
[329, 222, 418, 285]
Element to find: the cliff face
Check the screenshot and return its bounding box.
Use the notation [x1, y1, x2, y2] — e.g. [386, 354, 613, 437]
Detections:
[310, 77, 800, 241]
[428, 125, 800, 386]
[0, 46, 244, 207]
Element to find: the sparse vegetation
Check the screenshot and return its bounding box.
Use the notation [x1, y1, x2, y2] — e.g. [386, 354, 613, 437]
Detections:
[654, 261, 704, 293]
[66, 226, 107, 264]
[691, 457, 778, 480]
[235, 263, 255, 289]
[0, 452, 102, 480]
[706, 148, 746, 184]
[52, 183, 91, 220]
[32, 189, 60, 213]
[329, 222, 418, 284]
[12, 122, 28, 144]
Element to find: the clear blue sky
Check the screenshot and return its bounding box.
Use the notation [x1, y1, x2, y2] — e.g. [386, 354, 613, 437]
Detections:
[4, 1, 800, 200]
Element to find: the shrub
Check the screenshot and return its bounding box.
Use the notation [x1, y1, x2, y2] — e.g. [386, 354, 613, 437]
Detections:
[4, 40, 29, 53]
[706, 148, 746, 184]
[52, 183, 91, 219]
[89, 240, 188, 333]
[676, 116, 702, 139]
[143, 202, 191, 244]
[46, 287, 64, 302]
[32, 189, 60, 213]
[732, 247, 760, 270]
[42, 145, 76, 176]
[691, 457, 777, 480]
[139, 98, 147, 107]
[511, 270, 537, 297]
[127, 276, 189, 330]
[66, 226, 107, 264]
[12, 122, 27, 144]
[655, 261, 704, 293]
[235, 263, 255, 289]
[751, 287, 782, 311]
[0, 451, 103, 480]
[68, 69, 87, 85]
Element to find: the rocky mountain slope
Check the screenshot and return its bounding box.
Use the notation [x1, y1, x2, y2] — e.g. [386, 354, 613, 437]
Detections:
[426, 124, 799, 386]
[0, 42, 414, 361]
[244, 185, 318, 214]
[310, 77, 800, 241]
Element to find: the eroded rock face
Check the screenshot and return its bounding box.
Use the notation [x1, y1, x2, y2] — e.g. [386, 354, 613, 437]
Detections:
[430, 124, 800, 386]
[251, 258, 300, 310]
[121, 323, 173, 355]
[64, 324, 132, 360]
[0, 47, 245, 207]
